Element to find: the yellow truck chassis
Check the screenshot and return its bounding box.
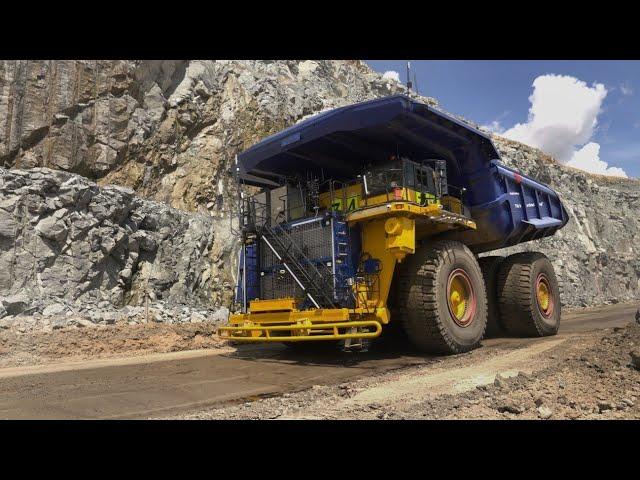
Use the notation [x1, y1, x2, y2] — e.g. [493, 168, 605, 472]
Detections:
[219, 192, 475, 343]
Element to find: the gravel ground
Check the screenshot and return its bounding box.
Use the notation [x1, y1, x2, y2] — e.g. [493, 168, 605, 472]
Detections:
[1, 302, 638, 420]
[418, 323, 640, 420]
[167, 322, 640, 420]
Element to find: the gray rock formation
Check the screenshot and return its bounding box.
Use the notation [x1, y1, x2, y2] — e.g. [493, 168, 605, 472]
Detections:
[1, 60, 638, 310]
[0, 61, 144, 176]
[0, 167, 235, 314]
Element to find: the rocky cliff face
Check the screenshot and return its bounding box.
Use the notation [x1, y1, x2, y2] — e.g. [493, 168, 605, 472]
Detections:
[0, 60, 638, 309]
[0, 167, 232, 311]
[1, 61, 424, 215]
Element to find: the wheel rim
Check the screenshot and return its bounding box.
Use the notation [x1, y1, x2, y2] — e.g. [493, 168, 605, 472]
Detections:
[447, 269, 476, 327]
[536, 273, 554, 318]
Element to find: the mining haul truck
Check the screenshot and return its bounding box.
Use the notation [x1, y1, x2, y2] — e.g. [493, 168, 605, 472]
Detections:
[218, 95, 569, 354]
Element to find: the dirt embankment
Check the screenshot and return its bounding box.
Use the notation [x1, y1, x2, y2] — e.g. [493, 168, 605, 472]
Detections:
[0, 320, 227, 369]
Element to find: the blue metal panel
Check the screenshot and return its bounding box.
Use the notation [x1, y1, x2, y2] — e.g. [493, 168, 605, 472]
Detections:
[281, 132, 301, 147]
[332, 215, 355, 306]
[456, 161, 569, 252]
[237, 243, 259, 310]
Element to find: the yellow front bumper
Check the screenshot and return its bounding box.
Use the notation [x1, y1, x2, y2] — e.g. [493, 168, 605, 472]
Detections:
[218, 308, 383, 343]
[218, 320, 382, 342]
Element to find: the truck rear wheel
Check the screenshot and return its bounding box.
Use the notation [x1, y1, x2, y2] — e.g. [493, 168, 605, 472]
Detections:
[478, 256, 505, 337]
[497, 252, 560, 337]
[395, 240, 488, 354]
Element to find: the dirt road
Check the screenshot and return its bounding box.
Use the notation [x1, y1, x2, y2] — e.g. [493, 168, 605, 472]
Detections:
[0, 303, 637, 419]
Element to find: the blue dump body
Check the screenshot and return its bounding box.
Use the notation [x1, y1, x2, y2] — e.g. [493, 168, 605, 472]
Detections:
[238, 95, 568, 254]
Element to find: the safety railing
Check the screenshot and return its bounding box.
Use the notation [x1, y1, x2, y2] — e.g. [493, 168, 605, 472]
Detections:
[218, 320, 383, 342]
[317, 158, 467, 216]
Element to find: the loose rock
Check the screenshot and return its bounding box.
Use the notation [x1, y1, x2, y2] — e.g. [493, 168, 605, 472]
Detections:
[42, 304, 66, 317]
[537, 406, 553, 419]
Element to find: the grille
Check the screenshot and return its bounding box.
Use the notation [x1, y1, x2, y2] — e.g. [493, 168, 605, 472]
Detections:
[260, 269, 302, 300]
[260, 218, 333, 271]
[259, 217, 334, 303]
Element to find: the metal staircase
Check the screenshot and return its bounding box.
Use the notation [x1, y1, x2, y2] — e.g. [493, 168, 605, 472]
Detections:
[258, 221, 338, 309]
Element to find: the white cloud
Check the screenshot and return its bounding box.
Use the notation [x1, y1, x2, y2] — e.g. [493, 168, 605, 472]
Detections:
[501, 74, 627, 178]
[503, 75, 606, 161]
[566, 142, 628, 178]
[382, 70, 401, 83]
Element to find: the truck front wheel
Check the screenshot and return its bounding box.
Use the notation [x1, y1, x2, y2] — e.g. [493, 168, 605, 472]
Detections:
[395, 240, 488, 354]
[496, 252, 561, 337]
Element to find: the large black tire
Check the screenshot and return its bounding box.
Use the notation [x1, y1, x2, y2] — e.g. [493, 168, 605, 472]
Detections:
[394, 240, 488, 355]
[497, 252, 561, 337]
[478, 256, 505, 338]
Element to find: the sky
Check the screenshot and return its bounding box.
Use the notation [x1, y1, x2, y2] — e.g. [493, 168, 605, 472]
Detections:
[366, 60, 640, 179]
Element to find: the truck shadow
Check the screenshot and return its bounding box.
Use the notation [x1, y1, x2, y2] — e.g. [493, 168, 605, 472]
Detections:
[224, 330, 523, 368]
[226, 339, 437, 368]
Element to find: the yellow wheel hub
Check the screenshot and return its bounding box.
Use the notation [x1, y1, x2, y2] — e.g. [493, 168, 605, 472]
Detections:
[447, 269, 476, 327]
[537, 281, 550, 311]
[535, 273, 554, 317]
[449, 279, 468, 319]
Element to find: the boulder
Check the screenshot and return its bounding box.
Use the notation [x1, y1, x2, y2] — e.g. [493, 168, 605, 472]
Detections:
[598, 401, 615, 413]
[496, 402, 524, 415]
[36, 216, 68, 244]
[0, 168, 222, 310]
[42, 303, 67, 317]
[0, 293, 30, 315]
